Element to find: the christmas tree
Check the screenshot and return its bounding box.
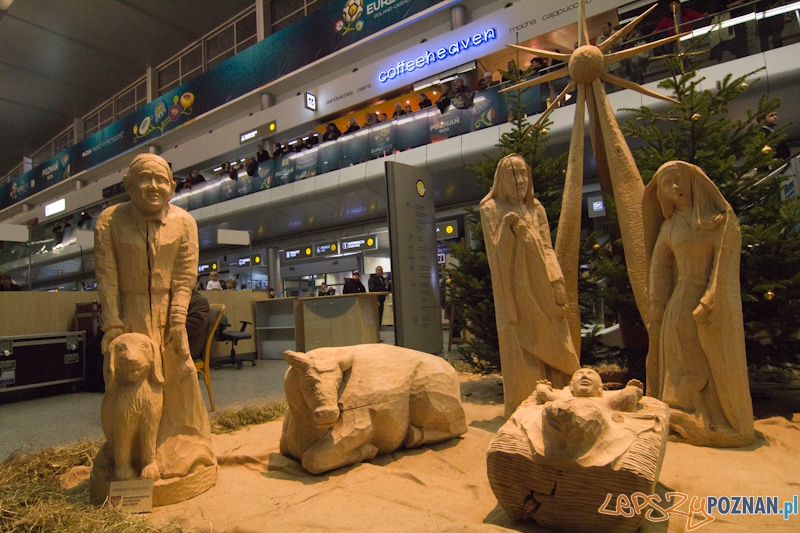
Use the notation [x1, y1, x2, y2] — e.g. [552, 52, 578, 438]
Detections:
[588, 63, 800, 369]
[445, 60, 567, 372]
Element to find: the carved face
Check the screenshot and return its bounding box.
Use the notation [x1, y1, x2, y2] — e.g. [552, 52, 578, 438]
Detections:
[499, 156, 530, 204]
[284, 350, 354, 429]
[113, 335, 155, 383]
[658, 167, 693, 211]
[570, 368, 603, 397]
[127, 159, 174, 215]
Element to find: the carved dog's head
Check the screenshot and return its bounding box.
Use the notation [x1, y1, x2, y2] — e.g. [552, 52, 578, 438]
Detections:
[106, 333, 164, 388]
[283, 349, 354, 429]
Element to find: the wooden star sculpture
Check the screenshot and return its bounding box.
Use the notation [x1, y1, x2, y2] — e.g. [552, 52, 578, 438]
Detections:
[500, 1, 686, 351]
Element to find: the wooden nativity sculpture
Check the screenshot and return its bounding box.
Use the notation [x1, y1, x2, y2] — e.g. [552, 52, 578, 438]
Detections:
[280, 344, 467, 474]
[480, 154, 580, 417]
[644, 161, 754, 447]
[90, 154, 217, 506]
[500, 0, 687, 355]
[487, 368, 669, 533]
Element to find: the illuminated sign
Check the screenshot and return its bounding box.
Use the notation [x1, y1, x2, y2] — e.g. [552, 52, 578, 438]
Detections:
[435, 220, 460, 241]
[198, 264, 210, 273]
[341, 235, 378, 252]
[238, 256, 251, 267]
[378, 28, 497, 83]
[238, 121, 276, 145]
[45, 198, 66, 217]
[253, 254, 262, 265]
[240, 130, 258, 143]
[587, 196, 606, 219]
[284, 247, 313, 261]
[305, 92, 317, 111]
[315, 242, 338, 256]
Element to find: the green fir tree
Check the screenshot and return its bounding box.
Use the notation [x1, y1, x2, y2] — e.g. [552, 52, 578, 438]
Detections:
[585, 64, 800, 369]
[445, 59, 567, 372]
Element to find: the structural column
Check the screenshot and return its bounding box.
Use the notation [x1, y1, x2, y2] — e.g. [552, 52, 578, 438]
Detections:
[267, 247, 281, 297]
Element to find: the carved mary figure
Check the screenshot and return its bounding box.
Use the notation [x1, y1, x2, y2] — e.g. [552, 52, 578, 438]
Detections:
[480, 154, 580, 417]
[643, 161, 753, 447]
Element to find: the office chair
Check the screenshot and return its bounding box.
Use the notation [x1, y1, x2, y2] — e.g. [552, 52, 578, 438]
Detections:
[196, 303, 225, 411]
[213, 314, 253, 369]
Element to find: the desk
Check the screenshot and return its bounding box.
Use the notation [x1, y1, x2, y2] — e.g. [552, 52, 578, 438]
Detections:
[298, 293, 383, 350]
[252, 298, 301, 359]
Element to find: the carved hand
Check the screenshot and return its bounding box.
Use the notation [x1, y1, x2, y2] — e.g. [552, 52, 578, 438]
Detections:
[626, 378, 644, 390]
[648, 303, 665, 326]
[692, 301, 710, 323]
[101, 326, 124, 355]
[503, 211, 520, 227]
[552, 279, 567, 306]
[167, 325, 195, 378]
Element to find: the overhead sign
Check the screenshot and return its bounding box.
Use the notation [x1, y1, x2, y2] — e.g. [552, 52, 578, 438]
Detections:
[341, 235, 378, 252]
[314, 241, 338, 256]
[305, 92, 317, 111]
[435, 220, 460, 240]
[198, 264, 211, 273]
[587, 196, 606, 219]
[238, 121, 276, 145]
[237, 256, 251, 267]
[285, 247, 313, 261]
[45, 198, 66, 217]
[378, 28, 497, 83]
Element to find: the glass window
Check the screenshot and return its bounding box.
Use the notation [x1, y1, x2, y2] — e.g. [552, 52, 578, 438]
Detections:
[182, 45, 203, 75]
[271, 0, 304, 22]
[159, 60, 180, 91]
[207, 26, 235, 63]
[236, 12, 257, 43]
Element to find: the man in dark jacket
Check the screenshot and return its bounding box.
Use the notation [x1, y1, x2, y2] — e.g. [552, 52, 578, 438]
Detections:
[368, 266, 391, 326]
[187, 289, 210, 361]
[343, 271, 366, 294]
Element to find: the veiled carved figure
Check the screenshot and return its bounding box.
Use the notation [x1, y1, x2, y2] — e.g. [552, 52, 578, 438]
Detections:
[280, 344, 467, 474]
[487, 368, 669, 532]
[643, 161, 754, 447]
[480, 154, 580, 417]
[90, 154, 216, 506]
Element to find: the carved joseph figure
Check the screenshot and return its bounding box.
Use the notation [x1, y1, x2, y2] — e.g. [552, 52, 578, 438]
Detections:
[643, 161, 754, 447]
[94, 154, 215, 480]
[480, 154, 580, 417]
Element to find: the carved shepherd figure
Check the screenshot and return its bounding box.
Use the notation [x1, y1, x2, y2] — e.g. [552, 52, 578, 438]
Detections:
[100, 333, 164, 481]
[280, 344, 467, 474]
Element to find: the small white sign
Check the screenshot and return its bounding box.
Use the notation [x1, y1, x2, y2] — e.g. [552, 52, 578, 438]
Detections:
[305, 92, 317, 111]
[108, 478, 154, 513]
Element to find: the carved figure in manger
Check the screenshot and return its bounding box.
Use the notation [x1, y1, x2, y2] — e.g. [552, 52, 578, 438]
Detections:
[480, 154, 580, 417]
[487, 368, 669, 532]
[90, 154, 216, 506]
[280, 344, 467, 474]
[643, 161, 754, 447]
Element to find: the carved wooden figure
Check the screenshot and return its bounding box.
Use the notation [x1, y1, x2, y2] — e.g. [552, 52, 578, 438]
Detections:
[487, 368, 669, 532]
[280, 344, 467, 474]
[100, 333, 164, 481]
[90, 154, 216, 507]
[480, 154, 580, 417]
[643, 161, 754, 447]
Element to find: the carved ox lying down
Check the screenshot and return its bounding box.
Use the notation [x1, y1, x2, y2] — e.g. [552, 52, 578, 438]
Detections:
[280, 344, 467, 474]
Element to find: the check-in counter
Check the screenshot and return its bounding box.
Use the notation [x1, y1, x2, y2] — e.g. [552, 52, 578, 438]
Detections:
[298, 293, 384, 351]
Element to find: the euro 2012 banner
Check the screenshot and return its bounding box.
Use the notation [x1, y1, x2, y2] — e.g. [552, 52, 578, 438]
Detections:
[1, 0, 443, 211]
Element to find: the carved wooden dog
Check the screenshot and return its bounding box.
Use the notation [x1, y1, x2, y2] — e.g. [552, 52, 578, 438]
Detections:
[101, 332, 164, 481]
[280, 344, 467, 474]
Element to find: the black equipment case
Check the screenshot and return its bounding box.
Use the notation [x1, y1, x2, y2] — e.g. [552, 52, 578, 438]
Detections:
[0, 332, 86, 398]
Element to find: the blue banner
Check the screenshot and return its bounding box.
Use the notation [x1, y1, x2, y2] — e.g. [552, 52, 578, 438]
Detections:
[2, 0, 445, 211]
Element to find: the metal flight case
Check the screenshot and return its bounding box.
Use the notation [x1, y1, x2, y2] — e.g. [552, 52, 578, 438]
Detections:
[0, 332, 86, 401]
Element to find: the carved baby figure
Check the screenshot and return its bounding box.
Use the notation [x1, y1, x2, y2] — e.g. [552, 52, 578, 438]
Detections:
[101, 332, 164, 481]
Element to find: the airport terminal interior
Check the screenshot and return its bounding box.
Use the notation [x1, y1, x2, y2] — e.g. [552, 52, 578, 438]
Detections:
[1, 0, 800, 529]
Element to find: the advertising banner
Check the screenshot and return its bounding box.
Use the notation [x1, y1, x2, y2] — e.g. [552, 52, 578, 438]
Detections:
[294, 149, 319, 180]
[317, 141, 343, 175]
[1, 0, 445, 211]
[367, 122, 397, 159]
[428, 106, 464, 142]
[341, 132, 370, 166]
[274, 158, 297, 186]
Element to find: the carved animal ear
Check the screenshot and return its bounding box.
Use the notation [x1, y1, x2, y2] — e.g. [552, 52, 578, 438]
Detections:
[337, 350, 354, 372]
[283, 350, 310, 370]
[149, 339, 165, 385]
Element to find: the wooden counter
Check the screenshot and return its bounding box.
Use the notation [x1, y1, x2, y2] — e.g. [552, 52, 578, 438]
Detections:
[297, 292, 384, 351]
